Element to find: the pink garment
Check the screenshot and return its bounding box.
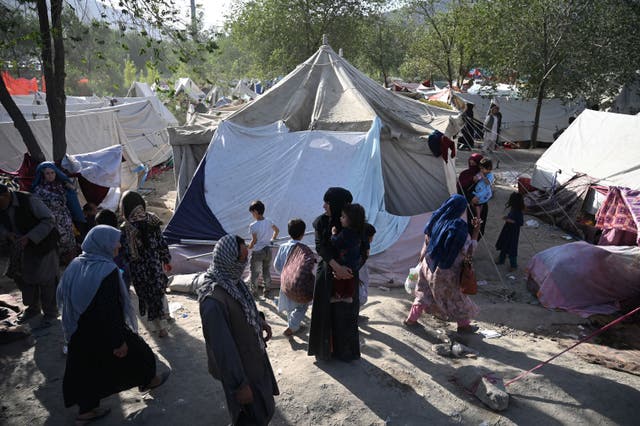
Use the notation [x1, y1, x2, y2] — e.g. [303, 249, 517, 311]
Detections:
[595, 186, 640, 245]
[407, 304, 470, 327]
[409, 237, 479, 323]
[527, 241, 640, 317]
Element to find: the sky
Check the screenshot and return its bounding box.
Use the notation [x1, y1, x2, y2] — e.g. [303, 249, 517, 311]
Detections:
[179, 0, 233, 30]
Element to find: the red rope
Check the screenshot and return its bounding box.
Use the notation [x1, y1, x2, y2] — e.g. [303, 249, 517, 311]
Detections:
[505, 305, 640, 386]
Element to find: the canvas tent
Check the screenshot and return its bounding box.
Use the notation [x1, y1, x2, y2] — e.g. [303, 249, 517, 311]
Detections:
[174, 78, 206, 102]
[169, 105, 245, 205]
[221, 44, 461, 215]
[531, 110, 640, 191]
[525, 110, 640, 240]
[231, 80, 259, 101]
[165, 43, 462, 262]
[451, 93, 584, 143]
[0, 109, 143, 208]
[126, 81, 155, 98]
[607, 78, 640, 115]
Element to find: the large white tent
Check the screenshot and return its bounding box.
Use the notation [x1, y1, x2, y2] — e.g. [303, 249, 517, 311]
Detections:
[531, 109, 640, 191]
[165, 43, 464, 286]
[222, 44, 462, 215]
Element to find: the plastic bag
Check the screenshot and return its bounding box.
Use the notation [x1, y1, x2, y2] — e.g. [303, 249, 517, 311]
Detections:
[404, 263, 421, 294]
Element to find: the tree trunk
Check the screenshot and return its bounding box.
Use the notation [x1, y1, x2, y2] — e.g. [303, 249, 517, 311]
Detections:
[37, 0, 67, 164]
[0, 75, 46, 164]
[530, 79, 546, 149]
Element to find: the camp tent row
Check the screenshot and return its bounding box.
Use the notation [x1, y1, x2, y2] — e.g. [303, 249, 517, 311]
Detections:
[0, 92, 177, 167]
[0, 89, 177, 208]
[165, 43, 465, 283]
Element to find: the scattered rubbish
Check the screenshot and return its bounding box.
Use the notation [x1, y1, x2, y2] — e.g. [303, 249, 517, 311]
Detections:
[168, 302, 183, 315]
[561, 235, 573, 240]
[277, 368, 283, 375]
[378, 286, 390, 292]
[477, 280, 488, 286]
[562, 333, 579, 340]
[404, 264, 420, 294]
[525, 219, 540, 228]
[507, 275, 516, 280]
[181, 313, 188, 319]
[479, 329, 502, 339]
[175, 398, 186, 406]
[432, 341, 478, 358]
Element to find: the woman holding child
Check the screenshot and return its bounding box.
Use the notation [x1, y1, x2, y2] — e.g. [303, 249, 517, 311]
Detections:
[404, 194, 481, 333]
[308, 187, 366, 362]
[457, 153, 489, 240]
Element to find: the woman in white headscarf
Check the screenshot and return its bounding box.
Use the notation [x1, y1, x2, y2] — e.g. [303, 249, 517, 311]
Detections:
[57, 225, 169, 425]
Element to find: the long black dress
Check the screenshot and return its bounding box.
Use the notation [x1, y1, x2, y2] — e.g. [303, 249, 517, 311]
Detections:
[308, 214, 360, 361]
[63, 270, 156, 412]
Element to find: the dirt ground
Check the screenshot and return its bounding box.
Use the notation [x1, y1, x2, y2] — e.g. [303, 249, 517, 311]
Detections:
[1, 147, 639, 426]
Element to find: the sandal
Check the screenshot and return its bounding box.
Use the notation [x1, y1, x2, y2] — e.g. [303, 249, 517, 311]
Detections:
[283, 328, 294, 337]
[403, 319, 418, 326]
[75, 407, 111, 425]
[139, 370, 171, 393]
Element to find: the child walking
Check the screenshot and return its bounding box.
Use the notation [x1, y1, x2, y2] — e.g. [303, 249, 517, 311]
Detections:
[248, 200, 279, 298]
[471, 157, 495, 220]
[274, 218, 316, 336]
[495, 192, 525, 271]
[330, 203, 366, 303]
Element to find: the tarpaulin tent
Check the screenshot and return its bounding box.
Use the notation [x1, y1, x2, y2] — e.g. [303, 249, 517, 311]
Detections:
[174, 78, 205, 101]
[531, 110, 640, 191]
[221, 44, 461, 216]
[164, 43, 465, 290]
[169, 106, 243, 206]
[0, 110, 142, 209]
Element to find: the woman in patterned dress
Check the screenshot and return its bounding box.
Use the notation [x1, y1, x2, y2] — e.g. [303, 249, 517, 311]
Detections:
[120, 191, 172, 338]
[404, 194, 481, 333]
[31, 162, 78, 263]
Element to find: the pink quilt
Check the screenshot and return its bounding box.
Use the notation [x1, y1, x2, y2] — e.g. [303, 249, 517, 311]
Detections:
[527, 241, 640, 317]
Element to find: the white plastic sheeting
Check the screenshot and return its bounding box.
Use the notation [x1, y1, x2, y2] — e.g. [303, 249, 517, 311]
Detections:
[203, 119, 409, 255]
[531, 109, 640, 190]
[62, 144, 124, 188]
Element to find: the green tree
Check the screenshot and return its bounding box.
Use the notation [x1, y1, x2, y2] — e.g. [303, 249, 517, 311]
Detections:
[351, 10, 410, 85]
[123, 59, 137, 90]
[1, 0, 217, 162]
[480, 0, 640, 147]
[226, 0, 383, 79]
[406, 0, 481, 88]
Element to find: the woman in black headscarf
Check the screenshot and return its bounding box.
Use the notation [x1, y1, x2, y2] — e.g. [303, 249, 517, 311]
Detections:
[308, 187, 362, 361]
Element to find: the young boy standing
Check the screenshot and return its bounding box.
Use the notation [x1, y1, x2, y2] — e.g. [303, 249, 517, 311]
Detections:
[248, 200, 279, 297]
[274, 218, 315, 336]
